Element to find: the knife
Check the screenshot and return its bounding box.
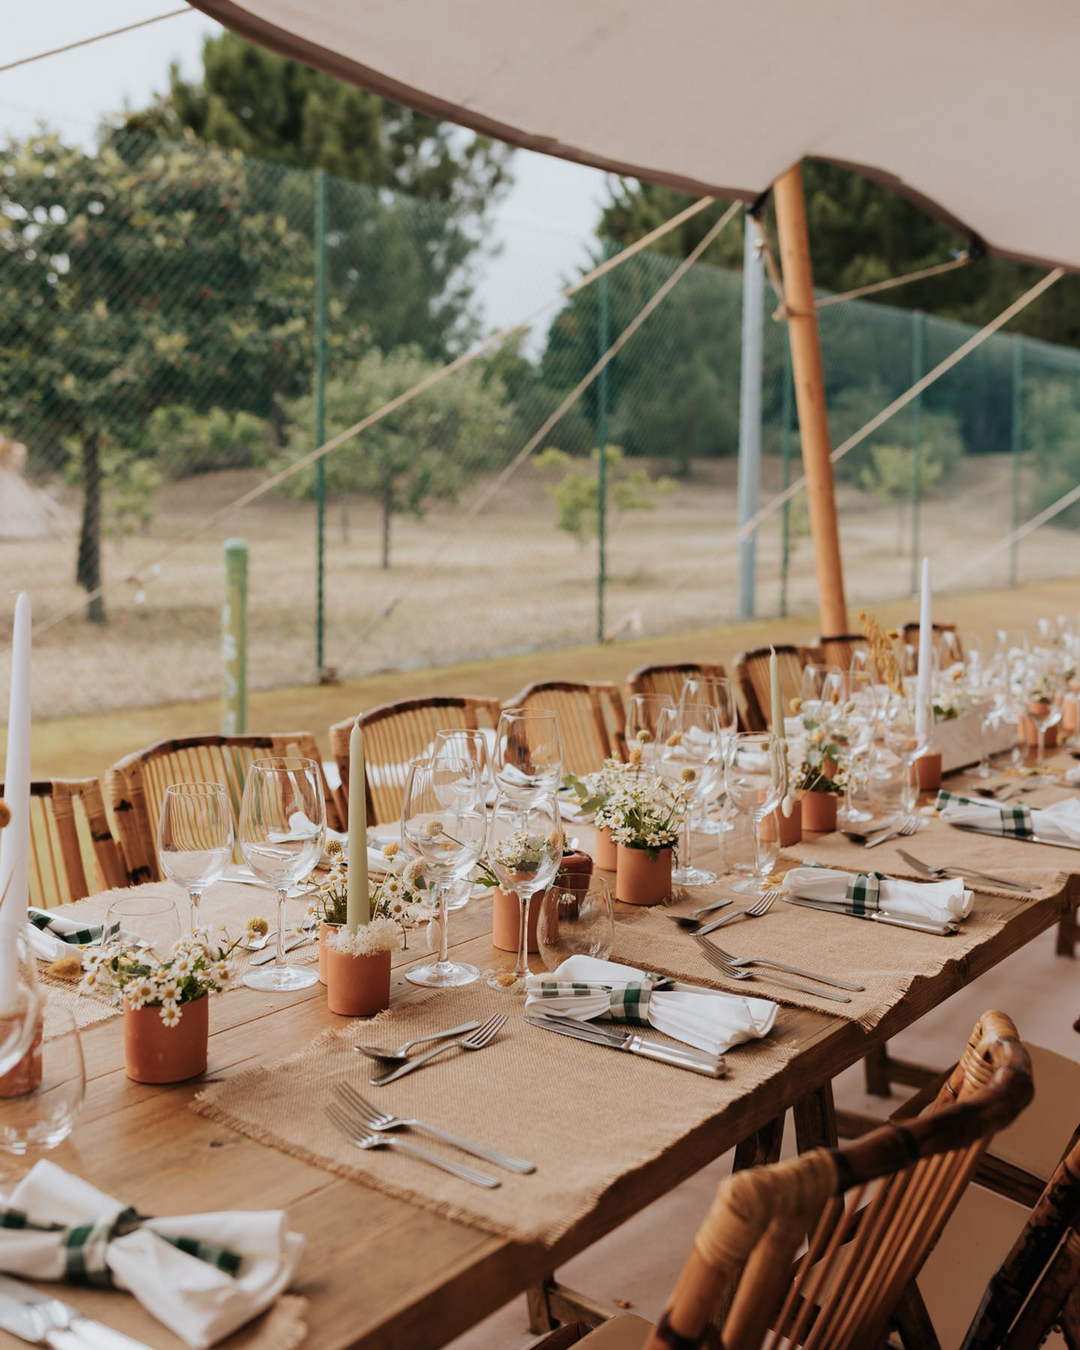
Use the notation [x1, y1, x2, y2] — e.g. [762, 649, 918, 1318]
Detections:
[525, 1014, 726, 1077]
[249, 932, 316, 965]
[950, 823, 1080, 851]
[782, 896, 958, 935]
[0, 1274, 150, 1349]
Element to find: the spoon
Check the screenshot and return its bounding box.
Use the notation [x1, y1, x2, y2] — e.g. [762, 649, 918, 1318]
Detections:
[352, 1020, 484, 1065]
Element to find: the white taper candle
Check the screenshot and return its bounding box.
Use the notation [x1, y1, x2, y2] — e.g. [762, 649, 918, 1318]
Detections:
[915, 556, 932, 743]
[346, 719, 370, 931]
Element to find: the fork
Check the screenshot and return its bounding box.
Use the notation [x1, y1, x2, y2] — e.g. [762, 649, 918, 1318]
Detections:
[334, 1081, 536, 1173]
[371, 1012, 507, 1085]
[693, 934, 852, 1003]
[323, 1103, 501, 1187]
[863, 817, 922, 848]
[668, 890, 779, 935]
[707, 942, 865, 992]
[895, 846, 1027, 892]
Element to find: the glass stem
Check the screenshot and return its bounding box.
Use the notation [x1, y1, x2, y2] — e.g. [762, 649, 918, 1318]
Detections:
[275, 890, 288, 968]
[682, 814, 692, 873]
[903, 759, 916, 815]
[436, 883, 450, 967]
[751, 813, 765, 879]
[514, 892, 530, 980]
[188, 888, 202, 932]
[1037, 725, 1045, 767]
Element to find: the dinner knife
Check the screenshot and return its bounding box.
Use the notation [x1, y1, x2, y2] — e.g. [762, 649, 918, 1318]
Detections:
[0, 1274, 150, 1349]
[949, 823, 1080, 851]
[782, 896, 958, 935]
[524, 1015, 726, 1077]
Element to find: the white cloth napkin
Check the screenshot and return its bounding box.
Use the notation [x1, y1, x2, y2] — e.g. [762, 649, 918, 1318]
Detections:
[783, 865, 972, 924]
[941, 793, 1080, 843]
[0, 1160, 305, 1349]
[25, 925, 76, 964]
[524, 954, 776, 1056]
[1063, 765, 1080, 786]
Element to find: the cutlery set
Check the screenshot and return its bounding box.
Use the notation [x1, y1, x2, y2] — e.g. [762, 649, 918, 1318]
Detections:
[667, 890, 780, 936]
[692, 934, 859, 1002]
[0, 1272, 151, 1348]
[840, 817, 923, 848]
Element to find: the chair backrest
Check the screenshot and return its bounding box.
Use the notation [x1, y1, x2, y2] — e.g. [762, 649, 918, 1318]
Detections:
[813, 634, 870, 671]
[330, 696, 503, 826]
[502, 680, 627, 776]
[902, 622, 962, 658]
[105, 732, 338, 884]
[733, 645, 823, 732]
[625, 662, 729, 707]
[7, 778, 128, 909]
[646, 1011, 1032, 1350]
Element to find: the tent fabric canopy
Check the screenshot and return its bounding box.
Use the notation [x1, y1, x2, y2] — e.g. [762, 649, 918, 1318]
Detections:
[191, 0, 1080, 272]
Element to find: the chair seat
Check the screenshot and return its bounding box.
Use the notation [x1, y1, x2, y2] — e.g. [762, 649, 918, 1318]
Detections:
[989, 1042, 1080, 1180]
[919, 1182, 1065, 1348]
[575, 1313, 653, 1348]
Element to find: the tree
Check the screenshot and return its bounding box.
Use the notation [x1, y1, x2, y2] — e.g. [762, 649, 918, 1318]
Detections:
[858, 444, 945, 552]
[277, 346, 510, 567]
[535, 445, 675, 544]
[0, 132, 310, 620]
[1026, 378, 1080, 528]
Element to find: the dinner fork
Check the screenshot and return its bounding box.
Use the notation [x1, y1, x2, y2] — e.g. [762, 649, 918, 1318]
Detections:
[693, 934, 852, 1002]
[668, 890, 779, 935]
[370, 1012, 507, 1085]
[707, 942, 865, 992]
[863, 817, 923, 848]
[334, 1081, 536, 1173]
[323, 1103, 501, 1187]
[895, 846, 1027, 892]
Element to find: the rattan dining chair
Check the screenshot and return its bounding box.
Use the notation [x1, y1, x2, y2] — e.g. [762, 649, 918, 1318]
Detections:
[502, 680, 627, 776]
[625, 662, 730, 707]
[812, 633, 870, 671]
[105, 732, 339, 884]
[329, 695, 503, 825]
[732, 644, 823, 732]
[902, 621, 962, 661]
[7, 778, 128, 910]
[567, 1011, 1033, 1350]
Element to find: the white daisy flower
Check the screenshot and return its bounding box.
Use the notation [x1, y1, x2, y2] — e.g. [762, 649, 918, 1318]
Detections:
[159, 1004, 182, 1028]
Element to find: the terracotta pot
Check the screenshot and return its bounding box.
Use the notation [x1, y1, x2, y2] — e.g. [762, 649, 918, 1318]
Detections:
[557, 849, 593, 888]
[616, 844, 672, 906]
[1019, 704, 1059, 748]
[761, 799, 802, 847]
[593, 826, 618, 871]
[0, 1016, 43, 1099]
[492, 887, 540, 953]
[802, 791, 838, 833]
[318, 920, 340, 985]
[124, 995, 208, 1084]
[1063, 696, 1080, 735]
[325, 945, 392, 1017]
[916, 751, 943, 791]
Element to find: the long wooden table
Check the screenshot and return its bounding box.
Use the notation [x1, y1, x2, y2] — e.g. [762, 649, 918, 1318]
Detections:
[1, 822, 1076, 1350]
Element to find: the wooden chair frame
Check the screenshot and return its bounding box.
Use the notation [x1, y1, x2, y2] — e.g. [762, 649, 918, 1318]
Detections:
[625, 662, 729, 706]
[732, 644, 823, 732]
[12, 778, 127, 908]
[811, 634, 871, 671]
[329, 695, 502, 826]
[502, 681, 627, 776]
[105, 732, 339, 884]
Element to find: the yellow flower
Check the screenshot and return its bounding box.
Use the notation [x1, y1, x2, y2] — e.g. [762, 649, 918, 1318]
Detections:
[547, 827, 563, 849]
[245, 916, 269, 937]
[665, 732, 683, 747]
[810, 728, 825, 744]
[46, 954, 82, 981]
[382, 841, 399, 859]
[495, 970, 518, 988]
[680, 767, 697, 784]
[0, 800, 11, 830]
[886, 629, 901, 642]
[424, 820, 444, 838]
[325, 838, 343, 857]
[636, 729, 653, 745]
[789, 697, 802, 714]
[628, 746, 643, 767]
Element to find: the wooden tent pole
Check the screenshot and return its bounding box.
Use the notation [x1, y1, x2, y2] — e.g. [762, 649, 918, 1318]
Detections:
[773, 163, 848, 635]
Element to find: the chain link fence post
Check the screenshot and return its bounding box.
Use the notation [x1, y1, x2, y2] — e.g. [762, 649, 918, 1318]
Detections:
[221, 538, 248, 734]
[314, 168, 328, 676]
[1010, 335, 1024, 586]
[595, 243, 610, 643]
[779, 339, 794, 618]
[909, 309, 925, 595]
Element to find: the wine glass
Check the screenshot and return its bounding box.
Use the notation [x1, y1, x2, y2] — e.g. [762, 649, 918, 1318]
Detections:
[486, 790, 562, 987]
[882, 693, 933, 817]
[680, 677, 737, 833]
[401, 756, 486, 988]
[494, 709, 564, 799]
[537, 876, 615, 969]
[104, 894, 181, 960]
[433, 728, 492, 796]
[238, 758, 325, 993]
[0, 1004, 84, 1156]
[724, 733, 787, 895]
[624, 693, 673, 770]
[1023, 653, 1064, 768]
[0, 929, 41, 1081]
[158, 782, 233, 930]
[837, 670, 878, 824]
[656, 702, 723, 886]
[800, 664, 846, 724]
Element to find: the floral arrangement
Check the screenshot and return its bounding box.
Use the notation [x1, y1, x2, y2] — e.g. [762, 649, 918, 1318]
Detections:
[563, 757, 629, 814]
[81, 928, 243, 1027]
[310, 838, 425, 950]
[594, 763, 687, 859]
[788, 699, 846, 796]
[487, 826, 563, 880]
[859, 611, 902, 693]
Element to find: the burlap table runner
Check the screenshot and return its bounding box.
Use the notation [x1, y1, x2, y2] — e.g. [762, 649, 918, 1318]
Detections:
[192, 982, 798, 1247]
[610, 887, 1007, 1032]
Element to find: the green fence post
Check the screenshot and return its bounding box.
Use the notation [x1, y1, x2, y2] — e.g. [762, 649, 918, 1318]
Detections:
[314, 168, 328, 675]
[779, 341, 794, 618]
[910, 310, 925, 595]
[1010, 336, 1024, 586]
[596, 246, 610, 643]
[222, 538, 248, 735]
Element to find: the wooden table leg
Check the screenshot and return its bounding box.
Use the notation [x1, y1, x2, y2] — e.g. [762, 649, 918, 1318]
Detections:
[793, 1082, 838, 1152]
[732, 1114, 786, 1171]
[1057, 903, 1078, 958]
[863, 1042, 893, 1097]
[527, 1278, 558, 1335]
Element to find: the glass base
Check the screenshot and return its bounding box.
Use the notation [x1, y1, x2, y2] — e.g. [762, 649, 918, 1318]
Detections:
[406, 960, 479, 988]
[696, 818, 725, 835]
[242, 964, 318, 992]
[486, 967, 526, 990]
[731, 874, 770, 896]
[973, 763, 993, 779]
[838, 805, 873, 825]
[672, 865, 717, 886]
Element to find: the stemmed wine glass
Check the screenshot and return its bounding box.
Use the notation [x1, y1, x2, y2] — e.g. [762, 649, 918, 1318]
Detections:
[238, 758, 325, 993]
[1023, 652, 1064, 768]
[485, 790, 562, 987]
[837, 670, 878, 824]
[401, 756, 486, 988]
[724, 733, 787, 896]
[680, 676, 737, 833]
[656, 702, 723, 886]
[624, 693, 673, 770]
[493, 708, 564, 799]
[0, 930, 41, 1081]
[157, 782, 233, 930]
[882, 693, 933, 818]
[433, 728, 492, 796]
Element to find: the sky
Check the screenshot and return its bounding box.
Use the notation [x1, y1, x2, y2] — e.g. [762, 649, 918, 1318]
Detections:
[1, 1, 612, 340]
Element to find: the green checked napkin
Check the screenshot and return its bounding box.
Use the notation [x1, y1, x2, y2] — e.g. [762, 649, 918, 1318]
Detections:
[935, 791, 1033, 838]
[532, 972, 675, 1025]
[29, 908, 119, 948]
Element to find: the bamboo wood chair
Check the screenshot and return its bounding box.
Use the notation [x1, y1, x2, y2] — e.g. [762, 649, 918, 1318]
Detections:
[105, 733, 339, 884]
[7, 779, 128, 910]
[732, 644, 822, 732]
[902, 621, 962, 662]
[812, 633, 870, 671]
[329, 695, 503, 826]
[569, 1011, 1032, 1350]
[625, 662, 729, 707]
[502, 681, 627, 776]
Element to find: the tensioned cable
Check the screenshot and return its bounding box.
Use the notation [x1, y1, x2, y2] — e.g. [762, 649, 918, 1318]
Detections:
[0, 9, 193, 75]
[33, 193, 719, 636]
[816, 252, 972, 307]
[333, 200, 743, 661]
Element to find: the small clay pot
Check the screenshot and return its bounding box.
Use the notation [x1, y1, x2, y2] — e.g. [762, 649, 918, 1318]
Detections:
[492, 887, 539, 953]
[557, 849, 593, 888]
[124, 995, 208, 1084]
[916, 751, 943, 791]
[593, 826, 618, 871]
[325, 945, 391, 1017]
[802, 791, 839, 833]
[616, 844, 673, 906]
[1019, 704, 1059, 748]
[318, 920, 339, 985]
[761, 799, 802, 847]
[0, 1017, 43, 1099]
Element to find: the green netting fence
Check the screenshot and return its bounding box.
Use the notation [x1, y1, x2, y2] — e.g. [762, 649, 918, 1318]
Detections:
[2, 129, 1079, 721]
